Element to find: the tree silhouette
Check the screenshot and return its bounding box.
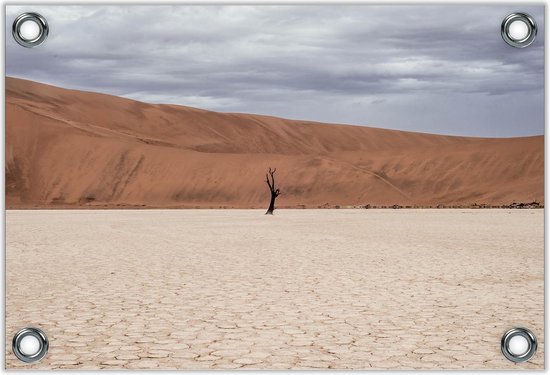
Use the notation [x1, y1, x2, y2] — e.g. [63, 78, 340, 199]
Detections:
[265, 167, 280, 215]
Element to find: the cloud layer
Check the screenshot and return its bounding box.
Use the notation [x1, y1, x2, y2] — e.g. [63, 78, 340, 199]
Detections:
[6, 5, 544, 136]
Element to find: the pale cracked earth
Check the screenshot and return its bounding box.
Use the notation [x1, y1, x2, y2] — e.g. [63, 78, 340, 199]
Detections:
[6, 209, 544, 369]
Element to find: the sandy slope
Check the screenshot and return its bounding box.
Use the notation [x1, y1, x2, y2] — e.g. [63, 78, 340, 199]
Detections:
[5, 77, 543, 208]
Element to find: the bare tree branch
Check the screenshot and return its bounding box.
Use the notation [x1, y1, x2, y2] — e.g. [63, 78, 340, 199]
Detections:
[269, 170, 275, 191]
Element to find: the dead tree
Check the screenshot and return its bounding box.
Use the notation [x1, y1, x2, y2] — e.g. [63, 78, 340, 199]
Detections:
[265, 167, 280, 215]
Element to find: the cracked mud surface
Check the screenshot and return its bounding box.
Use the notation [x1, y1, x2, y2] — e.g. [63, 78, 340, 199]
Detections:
[6, 209, 543, 369]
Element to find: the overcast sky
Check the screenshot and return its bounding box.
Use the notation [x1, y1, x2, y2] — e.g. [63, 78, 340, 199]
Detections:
[6, 5, 544, 137]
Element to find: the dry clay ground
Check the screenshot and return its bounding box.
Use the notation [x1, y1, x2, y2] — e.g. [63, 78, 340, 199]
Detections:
[5, 209, 544, 369]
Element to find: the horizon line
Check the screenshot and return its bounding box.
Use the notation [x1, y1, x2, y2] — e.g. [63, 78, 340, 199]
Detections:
[6, 75, 544, 140]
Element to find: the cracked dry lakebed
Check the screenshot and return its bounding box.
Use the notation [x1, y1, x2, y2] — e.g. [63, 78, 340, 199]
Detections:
[5, 209, 544, 369]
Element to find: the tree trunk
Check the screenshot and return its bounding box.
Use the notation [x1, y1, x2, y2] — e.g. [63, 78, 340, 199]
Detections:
[266, 193, 276, 215]
[264, 167, 280, 215]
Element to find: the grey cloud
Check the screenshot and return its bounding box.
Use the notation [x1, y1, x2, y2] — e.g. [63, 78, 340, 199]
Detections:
[5, 5, 544, 136]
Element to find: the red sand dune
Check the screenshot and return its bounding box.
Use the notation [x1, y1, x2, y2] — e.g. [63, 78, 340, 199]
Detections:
[6, 77, 544, 209]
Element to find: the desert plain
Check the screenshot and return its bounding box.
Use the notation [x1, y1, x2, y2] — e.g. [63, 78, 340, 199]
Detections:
[5, 209, 544, 369]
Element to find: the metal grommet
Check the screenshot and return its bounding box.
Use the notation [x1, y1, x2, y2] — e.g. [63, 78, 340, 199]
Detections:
[12, 12, 49, 48]
[12, 327, 49, 363]
[501, 13, 537, 48]
[501, 327, 537, 363]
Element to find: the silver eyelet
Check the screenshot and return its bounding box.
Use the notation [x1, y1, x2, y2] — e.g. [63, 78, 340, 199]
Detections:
[501, 13, 537, 48]
[12, 327, 49, 363]
[501, 327, 537, 363]
[12, 12, 49, 48]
